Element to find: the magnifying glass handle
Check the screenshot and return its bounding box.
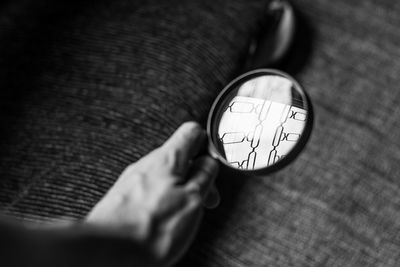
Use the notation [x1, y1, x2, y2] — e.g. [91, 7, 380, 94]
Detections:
[243, 0, 296, 72]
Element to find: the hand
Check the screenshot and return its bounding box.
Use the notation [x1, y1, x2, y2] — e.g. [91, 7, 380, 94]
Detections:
[86, 122, 220, 267]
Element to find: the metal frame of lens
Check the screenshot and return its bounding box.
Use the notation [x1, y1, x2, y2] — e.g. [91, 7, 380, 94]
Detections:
[207, 69, 313, 176]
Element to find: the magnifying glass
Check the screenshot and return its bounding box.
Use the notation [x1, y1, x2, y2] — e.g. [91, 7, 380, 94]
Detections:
[207, 69, 312, 175]
[206, 1, 313, 175]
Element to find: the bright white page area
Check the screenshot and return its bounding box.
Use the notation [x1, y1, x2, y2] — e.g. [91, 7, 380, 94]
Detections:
[218, 96, 307, 170]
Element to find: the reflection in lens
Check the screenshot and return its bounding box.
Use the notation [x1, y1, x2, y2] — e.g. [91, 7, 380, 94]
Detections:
[214, 73, 308, 170]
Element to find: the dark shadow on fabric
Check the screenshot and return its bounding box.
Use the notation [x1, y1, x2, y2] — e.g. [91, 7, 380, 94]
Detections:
[0, 0, 120, 213]
[0, 0, 110, 168]
[278, 6, 314, 76]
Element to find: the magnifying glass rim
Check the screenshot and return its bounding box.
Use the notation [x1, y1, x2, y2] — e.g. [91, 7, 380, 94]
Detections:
[207, 68, 313, 175]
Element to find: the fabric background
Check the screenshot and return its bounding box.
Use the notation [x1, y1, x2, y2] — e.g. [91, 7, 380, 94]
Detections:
[1, 0, 400, 266]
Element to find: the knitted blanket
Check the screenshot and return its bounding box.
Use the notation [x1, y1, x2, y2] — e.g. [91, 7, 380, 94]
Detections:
[1, 0, 399, 266]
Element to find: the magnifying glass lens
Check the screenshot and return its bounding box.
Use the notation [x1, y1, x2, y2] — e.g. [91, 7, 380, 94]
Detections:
[208, 70, 310, 171]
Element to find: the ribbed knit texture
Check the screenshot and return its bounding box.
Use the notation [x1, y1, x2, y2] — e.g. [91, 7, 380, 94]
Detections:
[0, 0, 267, 221]
[1, 0, 400, 266]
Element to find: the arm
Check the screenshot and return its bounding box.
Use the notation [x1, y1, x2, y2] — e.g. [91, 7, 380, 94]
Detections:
[1, 122, 220, 267]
